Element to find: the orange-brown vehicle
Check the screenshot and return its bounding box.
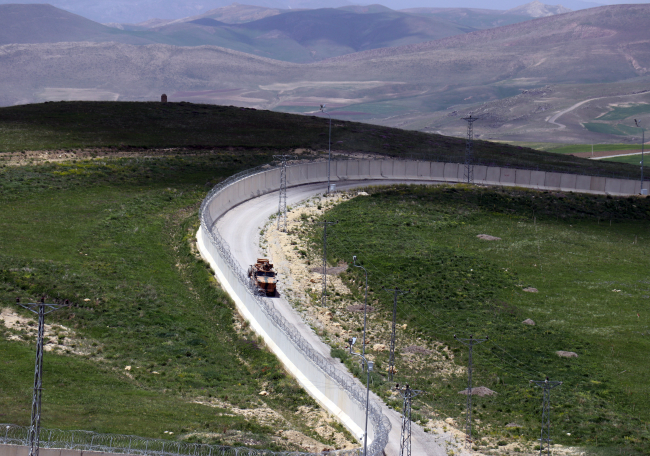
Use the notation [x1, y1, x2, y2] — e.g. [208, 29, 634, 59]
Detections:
[248, 258, 277, 296]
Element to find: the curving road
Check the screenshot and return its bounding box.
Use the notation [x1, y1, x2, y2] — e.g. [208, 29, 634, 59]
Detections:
[216, 179, 466, 456]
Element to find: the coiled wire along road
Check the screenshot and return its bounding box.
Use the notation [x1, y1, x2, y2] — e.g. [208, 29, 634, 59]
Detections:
[196, 157, 644, 456]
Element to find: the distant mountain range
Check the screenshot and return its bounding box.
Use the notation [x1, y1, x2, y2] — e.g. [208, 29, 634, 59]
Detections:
[0, 0, 602, 24]
[1, 3, 648, 144]
[0, 2, 579, 62]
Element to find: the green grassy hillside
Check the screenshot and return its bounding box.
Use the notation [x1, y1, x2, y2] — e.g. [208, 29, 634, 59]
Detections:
[312, 185, 650, 455]
[0, 150, 345, 451]
[0, 101, 642, 180]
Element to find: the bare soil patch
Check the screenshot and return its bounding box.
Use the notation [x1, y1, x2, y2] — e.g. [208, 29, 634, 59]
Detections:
[401, 345, 433, 355]
[477, 234, 501, 241]
[458, 386, 497, 397]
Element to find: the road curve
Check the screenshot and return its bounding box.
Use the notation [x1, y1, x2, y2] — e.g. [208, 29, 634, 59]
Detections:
[216, 179, 464, 456]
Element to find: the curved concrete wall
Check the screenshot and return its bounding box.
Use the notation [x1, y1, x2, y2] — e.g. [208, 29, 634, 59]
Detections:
[196, 159, 647, 455]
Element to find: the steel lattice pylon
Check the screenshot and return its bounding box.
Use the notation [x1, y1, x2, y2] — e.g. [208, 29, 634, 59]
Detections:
[394, 384, 422, 456]
[386, 288, 409, 382]
[530, 378, 563, 456]
[273, 155, 295, 232]
[455, 334, 488, 449]
[16, 298, 65, 456]
[317, 219, 338, 307]
[462, 115, 478, 184]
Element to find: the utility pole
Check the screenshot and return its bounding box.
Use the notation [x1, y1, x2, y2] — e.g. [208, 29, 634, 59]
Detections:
[273, 155, 295, 232]
[16, 297, 65, 456]
[352, 256, 369, 362]
[348, 337, 373, 456]
[635, 120, 646, 194]
[320, 104, 333, 195]
[454, 334, 488, 448]
[316, 219, 338, 307]
[384, 287, 409, 381]
[394, 383, 422, 456]
[462, 115, 478, 184]
[530, 378, 563, 456]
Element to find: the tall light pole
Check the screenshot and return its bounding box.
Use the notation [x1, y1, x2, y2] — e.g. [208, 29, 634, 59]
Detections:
[353, 255, 369, 361]
[348, 337, 373, 456]
[635, 119, 646, 194]
[320, 104, 332, 195]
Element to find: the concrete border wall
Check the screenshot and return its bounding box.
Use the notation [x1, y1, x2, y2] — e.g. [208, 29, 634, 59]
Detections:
[196, 159, 646, 455]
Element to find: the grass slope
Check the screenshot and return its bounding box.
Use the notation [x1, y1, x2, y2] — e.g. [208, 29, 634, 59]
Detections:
[316, 185, 650, 454]
[0, 151, 329, 450]
[0, 101, 643, 180]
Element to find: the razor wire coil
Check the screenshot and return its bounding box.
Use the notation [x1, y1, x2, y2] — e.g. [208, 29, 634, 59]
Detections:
[198, 160, 391, 456]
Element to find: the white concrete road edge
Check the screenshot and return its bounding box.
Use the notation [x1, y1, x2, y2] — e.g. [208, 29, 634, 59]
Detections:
[196, 227, 364, 440]
[196, 158, 648, 456]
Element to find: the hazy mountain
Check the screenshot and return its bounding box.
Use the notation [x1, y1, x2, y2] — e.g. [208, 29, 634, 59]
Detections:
[1, 3, 648, 144]
[169, 4, 286, 25]
[224, 9, 474, 59]
[0, 0, 602, 24]
[401, 1, 572, 30]
[400, 8, 537, 29]
[338, 4, 394, 13]
[0, 4, 158, 44]
[506, 0, 571, 17]
[0, 4, 475, 62]
[364, 0, 599, 10]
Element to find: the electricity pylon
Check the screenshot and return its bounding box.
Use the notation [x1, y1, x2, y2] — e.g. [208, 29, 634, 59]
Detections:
[385, 287, 409, 381]
[455, 334, 488, 448]
[273, 155, 295, 232]
[530, 377, 563, 456]
[394, 383, 423, 456]
[462, 115, 478, 184]
[316, 219, 337, 307]
[16, 297, 65, 456]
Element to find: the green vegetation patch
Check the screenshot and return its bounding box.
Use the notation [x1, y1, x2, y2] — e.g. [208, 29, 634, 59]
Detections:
[598, 104, 650, 121]
[583, 122, 641, 137]
[603, 154, 647, 166]
[542, 143, 644, 155]
[0, 101, 643, 180]
[316, 185, 650, 454]
[0, 151, 322, 450]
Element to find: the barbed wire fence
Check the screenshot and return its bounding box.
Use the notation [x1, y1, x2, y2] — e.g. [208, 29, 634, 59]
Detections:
[4, 154, 628, 456]
[0, 424, 357, 456]
[199, 161, 391, 456]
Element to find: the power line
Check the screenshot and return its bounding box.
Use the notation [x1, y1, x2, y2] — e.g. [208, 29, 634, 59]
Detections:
[530, 378, 563, 456]
[462, 115, 478, 184]
[326, 229, 554, 381]
[315, 219, 338, 307]
[383, 287, 410, 382]
[15, 297, 66, 456]
[454, 334, 488, 448]
[273, 155, 295, 232]
[394, 383, 423, 456]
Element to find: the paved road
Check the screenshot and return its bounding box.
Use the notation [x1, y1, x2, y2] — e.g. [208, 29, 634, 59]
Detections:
[216, 179, 465, 456]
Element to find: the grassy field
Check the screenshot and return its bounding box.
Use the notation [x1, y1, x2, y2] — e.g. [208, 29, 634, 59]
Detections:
[597, 104, 650, 121]
[0, 101, 643, 179]
[583, 123, 641, 137]
[0, 150, 336, 450]
[312, 185, 650, 455]
[1, 101, 648, 454]
[542, 144, 645, 155]
[603, 154, 647, 166]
